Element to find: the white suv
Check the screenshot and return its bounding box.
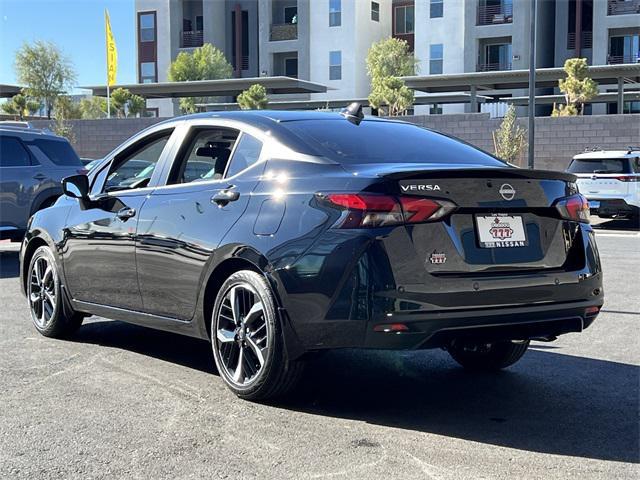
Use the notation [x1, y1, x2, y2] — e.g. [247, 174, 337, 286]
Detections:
[567, 148, 640, 219]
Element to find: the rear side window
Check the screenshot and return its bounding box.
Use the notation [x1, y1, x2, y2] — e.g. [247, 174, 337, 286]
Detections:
[567, 158, 631, 174]
[225, 133, 263, 178]
[30, 138, 81, 166]
[0, 136, 32, 167]
[283, 120, 506, 166]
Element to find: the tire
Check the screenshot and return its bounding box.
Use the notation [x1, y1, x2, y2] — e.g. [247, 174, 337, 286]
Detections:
[210, 270, 304, 401]
[27, 246, 84, 338]
[448, 339, 529, 371]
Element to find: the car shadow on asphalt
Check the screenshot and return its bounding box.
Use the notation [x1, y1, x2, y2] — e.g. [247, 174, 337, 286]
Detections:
[592, 217, 639, 231]
[72, 319, 638, 464]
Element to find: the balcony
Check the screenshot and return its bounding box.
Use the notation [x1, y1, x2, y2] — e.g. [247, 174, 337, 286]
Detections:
[607, 54, 640, 64]
[607, 0, 640, 15]
[270, 23, 297, 41]
[181, 30, 203, 48]
[477, 62, 512, 72]
[567, 31, 593, 49]
[477, 3, 513, 26]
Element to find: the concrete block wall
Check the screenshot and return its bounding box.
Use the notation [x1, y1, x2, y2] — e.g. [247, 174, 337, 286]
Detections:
[31, 114, 640, 171]
[30, 118, 165, 160]
[401, 113, 640, 171]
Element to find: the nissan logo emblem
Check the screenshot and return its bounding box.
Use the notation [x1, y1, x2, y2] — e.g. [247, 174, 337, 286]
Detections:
[499, 183, 516, 201]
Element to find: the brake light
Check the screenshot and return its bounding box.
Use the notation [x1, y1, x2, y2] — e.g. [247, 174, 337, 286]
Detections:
[614, 176, 639, 182]
[321, 193, 456, 228]
[555, 193, 590, 223]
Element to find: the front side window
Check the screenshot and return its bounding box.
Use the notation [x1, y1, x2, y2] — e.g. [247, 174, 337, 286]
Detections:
[430, 0, 443, 18]
[394, 5, 414, 34]
[430, 44, 443, 74]
[168, 128, 239, 184]
[225, 133, 263, 178]
[0, 136, 31, 167]
[103, 132, 172, 192]
[329, 0, 341, 26]
[139, 13, 155, 42]
[329, 51, 342, 80]
[371, 2, 380, 21]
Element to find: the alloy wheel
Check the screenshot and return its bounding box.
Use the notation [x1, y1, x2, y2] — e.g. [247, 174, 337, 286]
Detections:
[215, 283, 269, 387]
[29, 255, 57, 328]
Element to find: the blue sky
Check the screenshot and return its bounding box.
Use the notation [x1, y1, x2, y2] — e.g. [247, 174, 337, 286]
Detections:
[0, 0, 136, 90]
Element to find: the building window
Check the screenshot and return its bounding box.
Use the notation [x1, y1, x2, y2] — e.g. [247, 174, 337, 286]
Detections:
[429, 44, 443, 74]
[140, 62, 157, 83]
[371, 2, 380, 21]
[394, 5, 414, 34]
[139, 13, 156, 42]
[284, 57, 298, 77]
[329, 51, 342, 80]
[430, 0, 443, 18]
[284, 6, 297, 23]
[429, 104, 443, 115]
[330, 0, 341, 26]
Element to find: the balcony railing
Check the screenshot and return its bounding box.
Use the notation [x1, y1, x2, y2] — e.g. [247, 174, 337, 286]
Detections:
[181, 30, 203, 48]
[477, 3, 513, 25]
[233, 55, 250, 70]
[270, 23, 298, 41]
[477, 62, 513, 72]
[607, 54, 640, 64]
[567, 31, 593, 49]
[607, 0, 640, 15]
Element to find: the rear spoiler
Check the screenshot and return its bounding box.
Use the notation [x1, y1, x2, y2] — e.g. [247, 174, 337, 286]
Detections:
[382, 167, 577, 183]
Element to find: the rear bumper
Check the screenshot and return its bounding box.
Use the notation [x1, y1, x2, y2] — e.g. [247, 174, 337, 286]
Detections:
[363, 299, 602, 349]
[586, 197, 640, 217]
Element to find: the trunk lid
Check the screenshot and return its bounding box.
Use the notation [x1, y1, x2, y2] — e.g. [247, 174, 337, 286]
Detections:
[362, 166, 583, 275]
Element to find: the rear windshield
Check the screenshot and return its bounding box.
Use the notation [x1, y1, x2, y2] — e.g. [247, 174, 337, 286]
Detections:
[283, 120, 506, 166]
[29, 138, 81, 166]
[567, 158, 631, 174]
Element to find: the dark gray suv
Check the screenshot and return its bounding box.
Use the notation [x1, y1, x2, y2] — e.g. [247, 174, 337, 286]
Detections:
[0, 125, 84, 240]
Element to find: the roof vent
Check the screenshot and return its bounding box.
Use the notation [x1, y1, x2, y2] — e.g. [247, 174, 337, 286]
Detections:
[341, 102, 364, 126]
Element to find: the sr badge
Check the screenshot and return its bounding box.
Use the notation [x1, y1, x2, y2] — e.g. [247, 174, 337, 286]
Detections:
[429, 252, 447, 264]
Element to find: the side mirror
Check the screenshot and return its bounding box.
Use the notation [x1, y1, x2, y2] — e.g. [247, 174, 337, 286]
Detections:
[62, 174, 90, 200]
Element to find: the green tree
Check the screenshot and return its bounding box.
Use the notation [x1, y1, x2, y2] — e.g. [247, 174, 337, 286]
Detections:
[168, 43, 233, 113]
[366, 37, 416, 116]
[237, 84, 268, 110]
[14, 40, 76, 118]
[553, 58, 598, 116]
[108, 88, 146, 117]
[1, 92, 40, 120]
[493, 105, 527, 165]
[51, 96, 78, 144]
[368, 77, 413, 116]
[80, 96, 108, 119]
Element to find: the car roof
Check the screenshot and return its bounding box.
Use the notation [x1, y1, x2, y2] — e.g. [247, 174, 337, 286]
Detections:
[573, 150, 639, 160]
[0, 125, 65, 140]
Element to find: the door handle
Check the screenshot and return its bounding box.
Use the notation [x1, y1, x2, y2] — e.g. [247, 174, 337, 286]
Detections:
[212, 189, 240, 206]
[33, 173, 47, 181]
[116, 207, 136, 220]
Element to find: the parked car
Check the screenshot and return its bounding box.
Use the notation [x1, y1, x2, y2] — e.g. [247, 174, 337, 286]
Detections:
[19, 109, 603, 400]
[0, 126, 85, 240]
[568, 148, 640, 219]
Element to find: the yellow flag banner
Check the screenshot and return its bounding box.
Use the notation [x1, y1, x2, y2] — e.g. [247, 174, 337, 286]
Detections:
[105, 10, 117, 86]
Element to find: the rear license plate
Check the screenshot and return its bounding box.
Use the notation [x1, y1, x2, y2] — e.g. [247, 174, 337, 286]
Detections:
[476, 214, 527, 248]
[588, 200, 600, 209]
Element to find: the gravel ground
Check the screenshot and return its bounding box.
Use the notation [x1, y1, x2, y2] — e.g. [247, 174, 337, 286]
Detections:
[0, 220, 638, 480]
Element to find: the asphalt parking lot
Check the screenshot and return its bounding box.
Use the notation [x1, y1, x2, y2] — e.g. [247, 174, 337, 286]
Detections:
[1, 218, 638, 480]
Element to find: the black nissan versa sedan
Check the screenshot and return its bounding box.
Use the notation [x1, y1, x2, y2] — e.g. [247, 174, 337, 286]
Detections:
[20, 109, 603, 400]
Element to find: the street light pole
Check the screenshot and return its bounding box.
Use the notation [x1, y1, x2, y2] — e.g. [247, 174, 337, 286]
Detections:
[527, 0, 537, 169]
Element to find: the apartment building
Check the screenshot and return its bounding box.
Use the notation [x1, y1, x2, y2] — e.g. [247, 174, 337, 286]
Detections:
[393, 0, 639, 115]
[135, 0, 390, 115]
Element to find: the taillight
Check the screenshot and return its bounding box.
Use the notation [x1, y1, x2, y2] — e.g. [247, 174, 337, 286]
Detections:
[614, 176, 639, 182]
[320, 193, 456, 228]
[555, 193, 590, 223]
